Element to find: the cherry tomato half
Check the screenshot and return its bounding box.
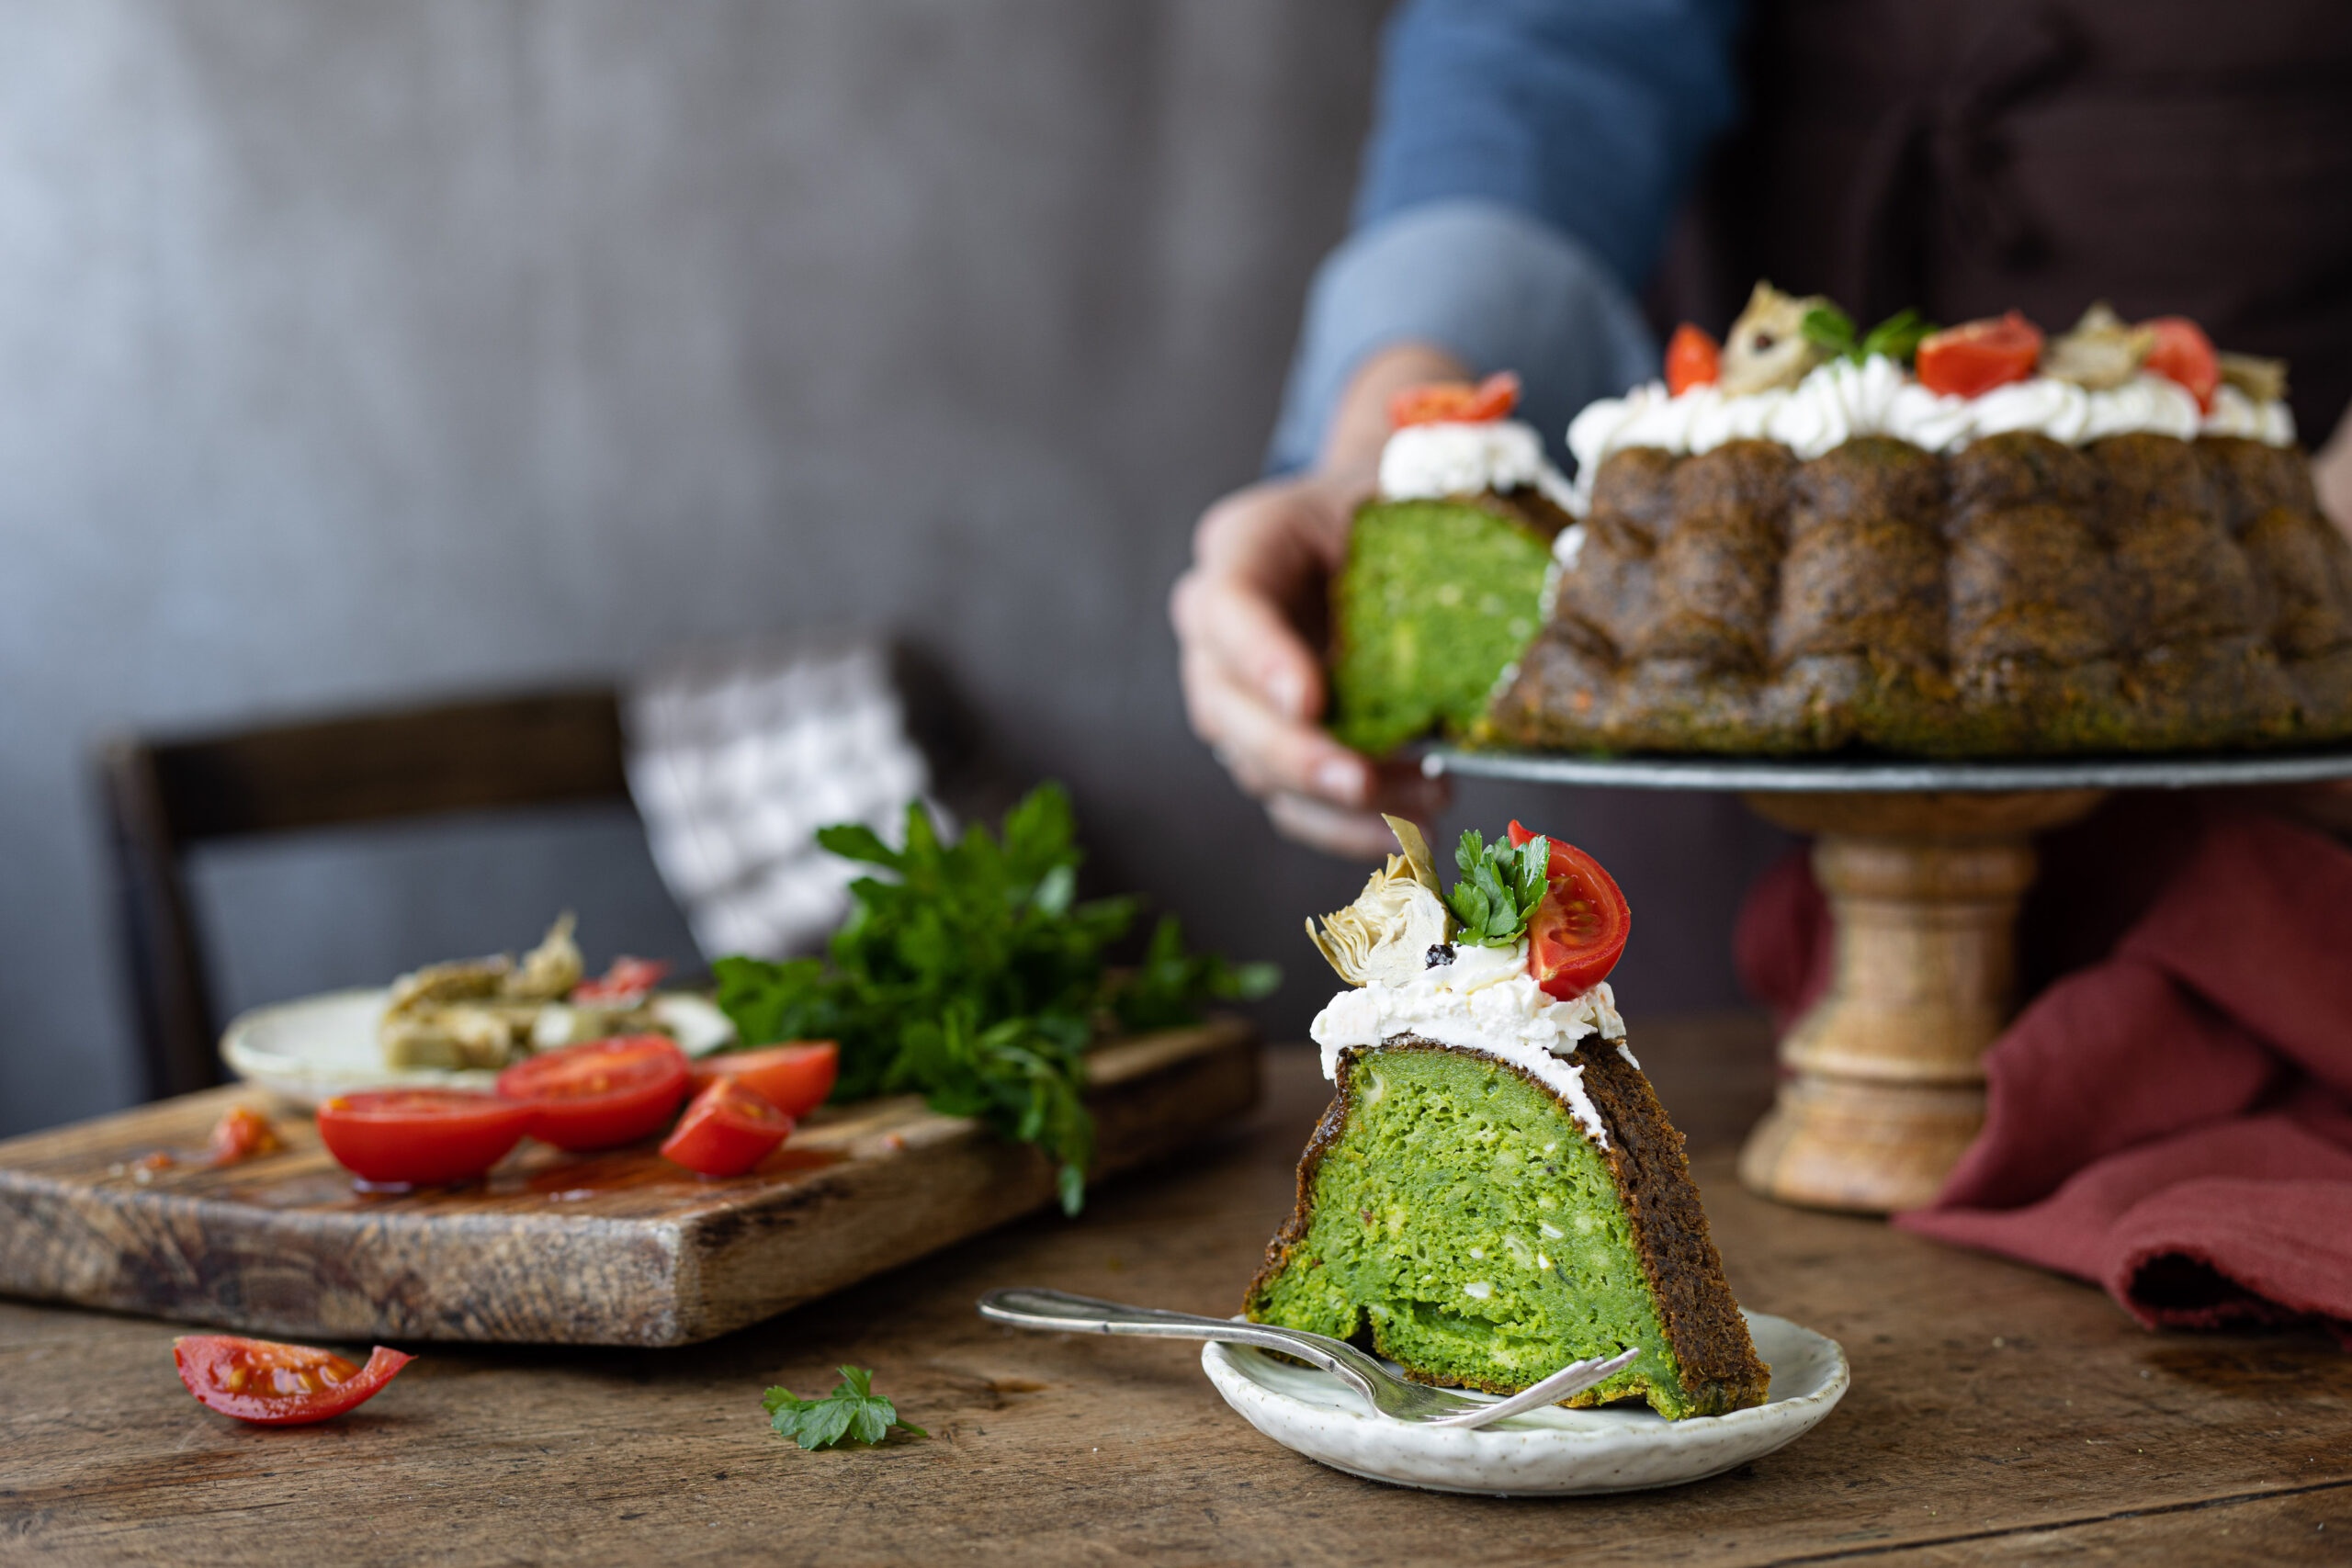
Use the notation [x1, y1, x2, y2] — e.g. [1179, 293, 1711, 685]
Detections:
[1665, 323, 1722, 396]
[1915, 311, 2044, 399]
[1388, 370, 1521, 428]
[685, 1041, 839, 1121]
[175, 1335, 413, 1426]
[315, 1090, 533, 1187]
[661, 1079, 792, 1179]
[495, 1036, 691, 1152]
[1506, 820, 1633, 999]
[2143, 316, 2219, 412]
[572, 956, 670, 1006]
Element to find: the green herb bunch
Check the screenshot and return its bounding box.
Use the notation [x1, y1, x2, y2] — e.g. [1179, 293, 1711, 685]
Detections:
[763, 1366, 927, 1450]
[1801, 305, 1938, 368]
[1445, 829, 1550, 948]
[712, 784, 1277, 1213]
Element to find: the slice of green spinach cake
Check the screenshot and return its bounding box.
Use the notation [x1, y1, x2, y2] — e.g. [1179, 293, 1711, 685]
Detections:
[1327, 375, 1572, 756]
[1248, 815, 1769, 1421]
[1246, 1038, 1768, 1420]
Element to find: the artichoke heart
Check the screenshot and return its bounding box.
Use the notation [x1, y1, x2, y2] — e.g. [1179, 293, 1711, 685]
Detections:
[1720, 281, 1834, 395]
[2219, 351, 2289, 405]
[1307, 818, 1453, 987]
[2041, 302, 2154, 391]
[503, 912, 583, 1000]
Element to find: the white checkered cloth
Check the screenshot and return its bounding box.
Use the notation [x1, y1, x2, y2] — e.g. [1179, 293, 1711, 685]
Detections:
[622, 638, 942, 962]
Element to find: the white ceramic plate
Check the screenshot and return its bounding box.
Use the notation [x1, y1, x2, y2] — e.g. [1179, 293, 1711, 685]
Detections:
[220, 987, 737, 1107]
[1202, 1310, 1847, 1496]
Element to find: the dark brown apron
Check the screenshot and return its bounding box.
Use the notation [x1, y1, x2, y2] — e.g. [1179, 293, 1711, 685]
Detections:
[1672, 0, 2352, 444]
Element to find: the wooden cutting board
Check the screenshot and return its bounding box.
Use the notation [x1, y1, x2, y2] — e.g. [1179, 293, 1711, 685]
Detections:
[0, 1017, 1259, 1347]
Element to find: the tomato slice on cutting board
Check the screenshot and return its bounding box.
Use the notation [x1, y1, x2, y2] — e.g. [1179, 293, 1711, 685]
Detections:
[315, 1089, 533, 1187]
[496, 1035, 691, 1152]
[661, 1078, 793, 1179]
[1506, 820, 1632, 999]
[175, 1335, 413, 1426]
[685, 1041, 838, 1121]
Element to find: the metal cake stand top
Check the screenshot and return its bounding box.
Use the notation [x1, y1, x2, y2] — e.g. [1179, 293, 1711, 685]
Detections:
[1423, 746, 2352, 793]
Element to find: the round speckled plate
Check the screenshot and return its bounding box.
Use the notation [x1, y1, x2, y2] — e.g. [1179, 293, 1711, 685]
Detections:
[1201, 1310, 1846, 1496]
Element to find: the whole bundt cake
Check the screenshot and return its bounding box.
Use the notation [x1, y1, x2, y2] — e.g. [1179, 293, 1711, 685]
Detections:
[1329, 288, 2352, 758]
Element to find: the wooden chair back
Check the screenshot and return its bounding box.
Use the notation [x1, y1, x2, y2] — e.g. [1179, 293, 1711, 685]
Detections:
[97, 690, 631, 1100]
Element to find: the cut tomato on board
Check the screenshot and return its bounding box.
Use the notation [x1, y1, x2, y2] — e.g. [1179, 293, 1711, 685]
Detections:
[206, 1105, 282, 1166]
[662, 1078, 793, 1179]
[1506, 820, 1633, 999]
[686, 1042, 838, 1122]
[496, 1035, 691, 1152]
[315, 1089, 533, 1187]
[175, 1335, 413, 1426]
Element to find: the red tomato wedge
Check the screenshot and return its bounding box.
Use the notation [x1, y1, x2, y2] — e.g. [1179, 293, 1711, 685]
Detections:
[2143, 316, 2220, 412]
[1915, 311, 2044, 399]
[1665, 323, 1722, 395]
[315, 1089, 533, 1187]
[686, 1041, 839, 1121]
[175, 1335, 413, 1426]
[661, 1078, 792, 1179]
[572, 955, 670, 1006]
[1506, 820, 1633, 999]
[495, 1036, 691, 1152]
[1388, 370, 1521, 428]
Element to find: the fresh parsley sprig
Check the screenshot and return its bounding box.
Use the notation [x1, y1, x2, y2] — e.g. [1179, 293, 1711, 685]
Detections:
[1445, 829, 1550, 948]
[711, 784, 1276, 1214]
[1801, 305, 1937, 368]
[763, 1365, 928, 1450]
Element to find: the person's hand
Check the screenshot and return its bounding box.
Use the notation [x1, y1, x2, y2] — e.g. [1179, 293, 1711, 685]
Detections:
[1171, 469, 1448, 857]
[1172, 343, 1470, 858]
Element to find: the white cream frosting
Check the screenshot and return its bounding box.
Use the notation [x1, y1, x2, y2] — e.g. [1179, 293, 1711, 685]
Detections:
[1379, 419, 1577, 512]
[1563, 357, 2296, 514]
[1309, 939, 1625, 1147]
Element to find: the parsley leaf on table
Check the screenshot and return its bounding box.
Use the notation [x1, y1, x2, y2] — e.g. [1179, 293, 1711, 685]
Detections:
[711, 783, 1276, 1214]
[763, 1366, 928, 1450]
[1445, 829, 1550, 947]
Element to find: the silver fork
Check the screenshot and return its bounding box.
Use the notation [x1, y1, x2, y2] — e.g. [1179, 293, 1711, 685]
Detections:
[976, 1286, 1639, 1429]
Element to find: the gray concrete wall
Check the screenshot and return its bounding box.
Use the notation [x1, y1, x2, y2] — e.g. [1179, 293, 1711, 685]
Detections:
[0, 0, 1783, 1136]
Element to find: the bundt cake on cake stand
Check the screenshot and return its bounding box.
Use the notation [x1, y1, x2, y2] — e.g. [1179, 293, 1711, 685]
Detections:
[1337, 288, 2352, 1212]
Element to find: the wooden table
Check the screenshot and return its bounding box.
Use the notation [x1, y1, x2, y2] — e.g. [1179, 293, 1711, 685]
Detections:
[5, 1015, 2346, 1565]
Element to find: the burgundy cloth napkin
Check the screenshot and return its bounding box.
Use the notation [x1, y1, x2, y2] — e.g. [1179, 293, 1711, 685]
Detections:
[1735, 799, 2352, 1342]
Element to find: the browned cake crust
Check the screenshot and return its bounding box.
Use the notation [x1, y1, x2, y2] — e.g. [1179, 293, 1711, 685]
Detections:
[1489, 432, 2352, 755]
[1246, 1036, 1770, 1414]
[1478, 482, 1576, 541]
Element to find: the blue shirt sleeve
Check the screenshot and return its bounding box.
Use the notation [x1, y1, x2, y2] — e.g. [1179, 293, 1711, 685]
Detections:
[1360, 0, 1747, 295]
[1265, 0, 1746, 475]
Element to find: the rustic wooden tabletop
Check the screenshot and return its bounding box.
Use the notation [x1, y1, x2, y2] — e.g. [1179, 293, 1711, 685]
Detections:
[5, 1014, 2346, 1566]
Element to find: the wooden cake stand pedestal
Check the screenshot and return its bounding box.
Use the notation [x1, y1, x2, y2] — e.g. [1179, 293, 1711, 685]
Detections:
[1426, 746, 2352, 1215]
[1732, 787, 2101, 1212]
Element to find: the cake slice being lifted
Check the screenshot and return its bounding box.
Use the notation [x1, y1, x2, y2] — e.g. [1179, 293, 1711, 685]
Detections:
[1329, 373, 1571, 757]
[1245, 818, 1769, 1421]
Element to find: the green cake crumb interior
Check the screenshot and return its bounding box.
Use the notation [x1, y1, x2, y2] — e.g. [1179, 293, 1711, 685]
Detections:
[1248, 1046, 1705, 1418]
[1331, 500, 1551, 756]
